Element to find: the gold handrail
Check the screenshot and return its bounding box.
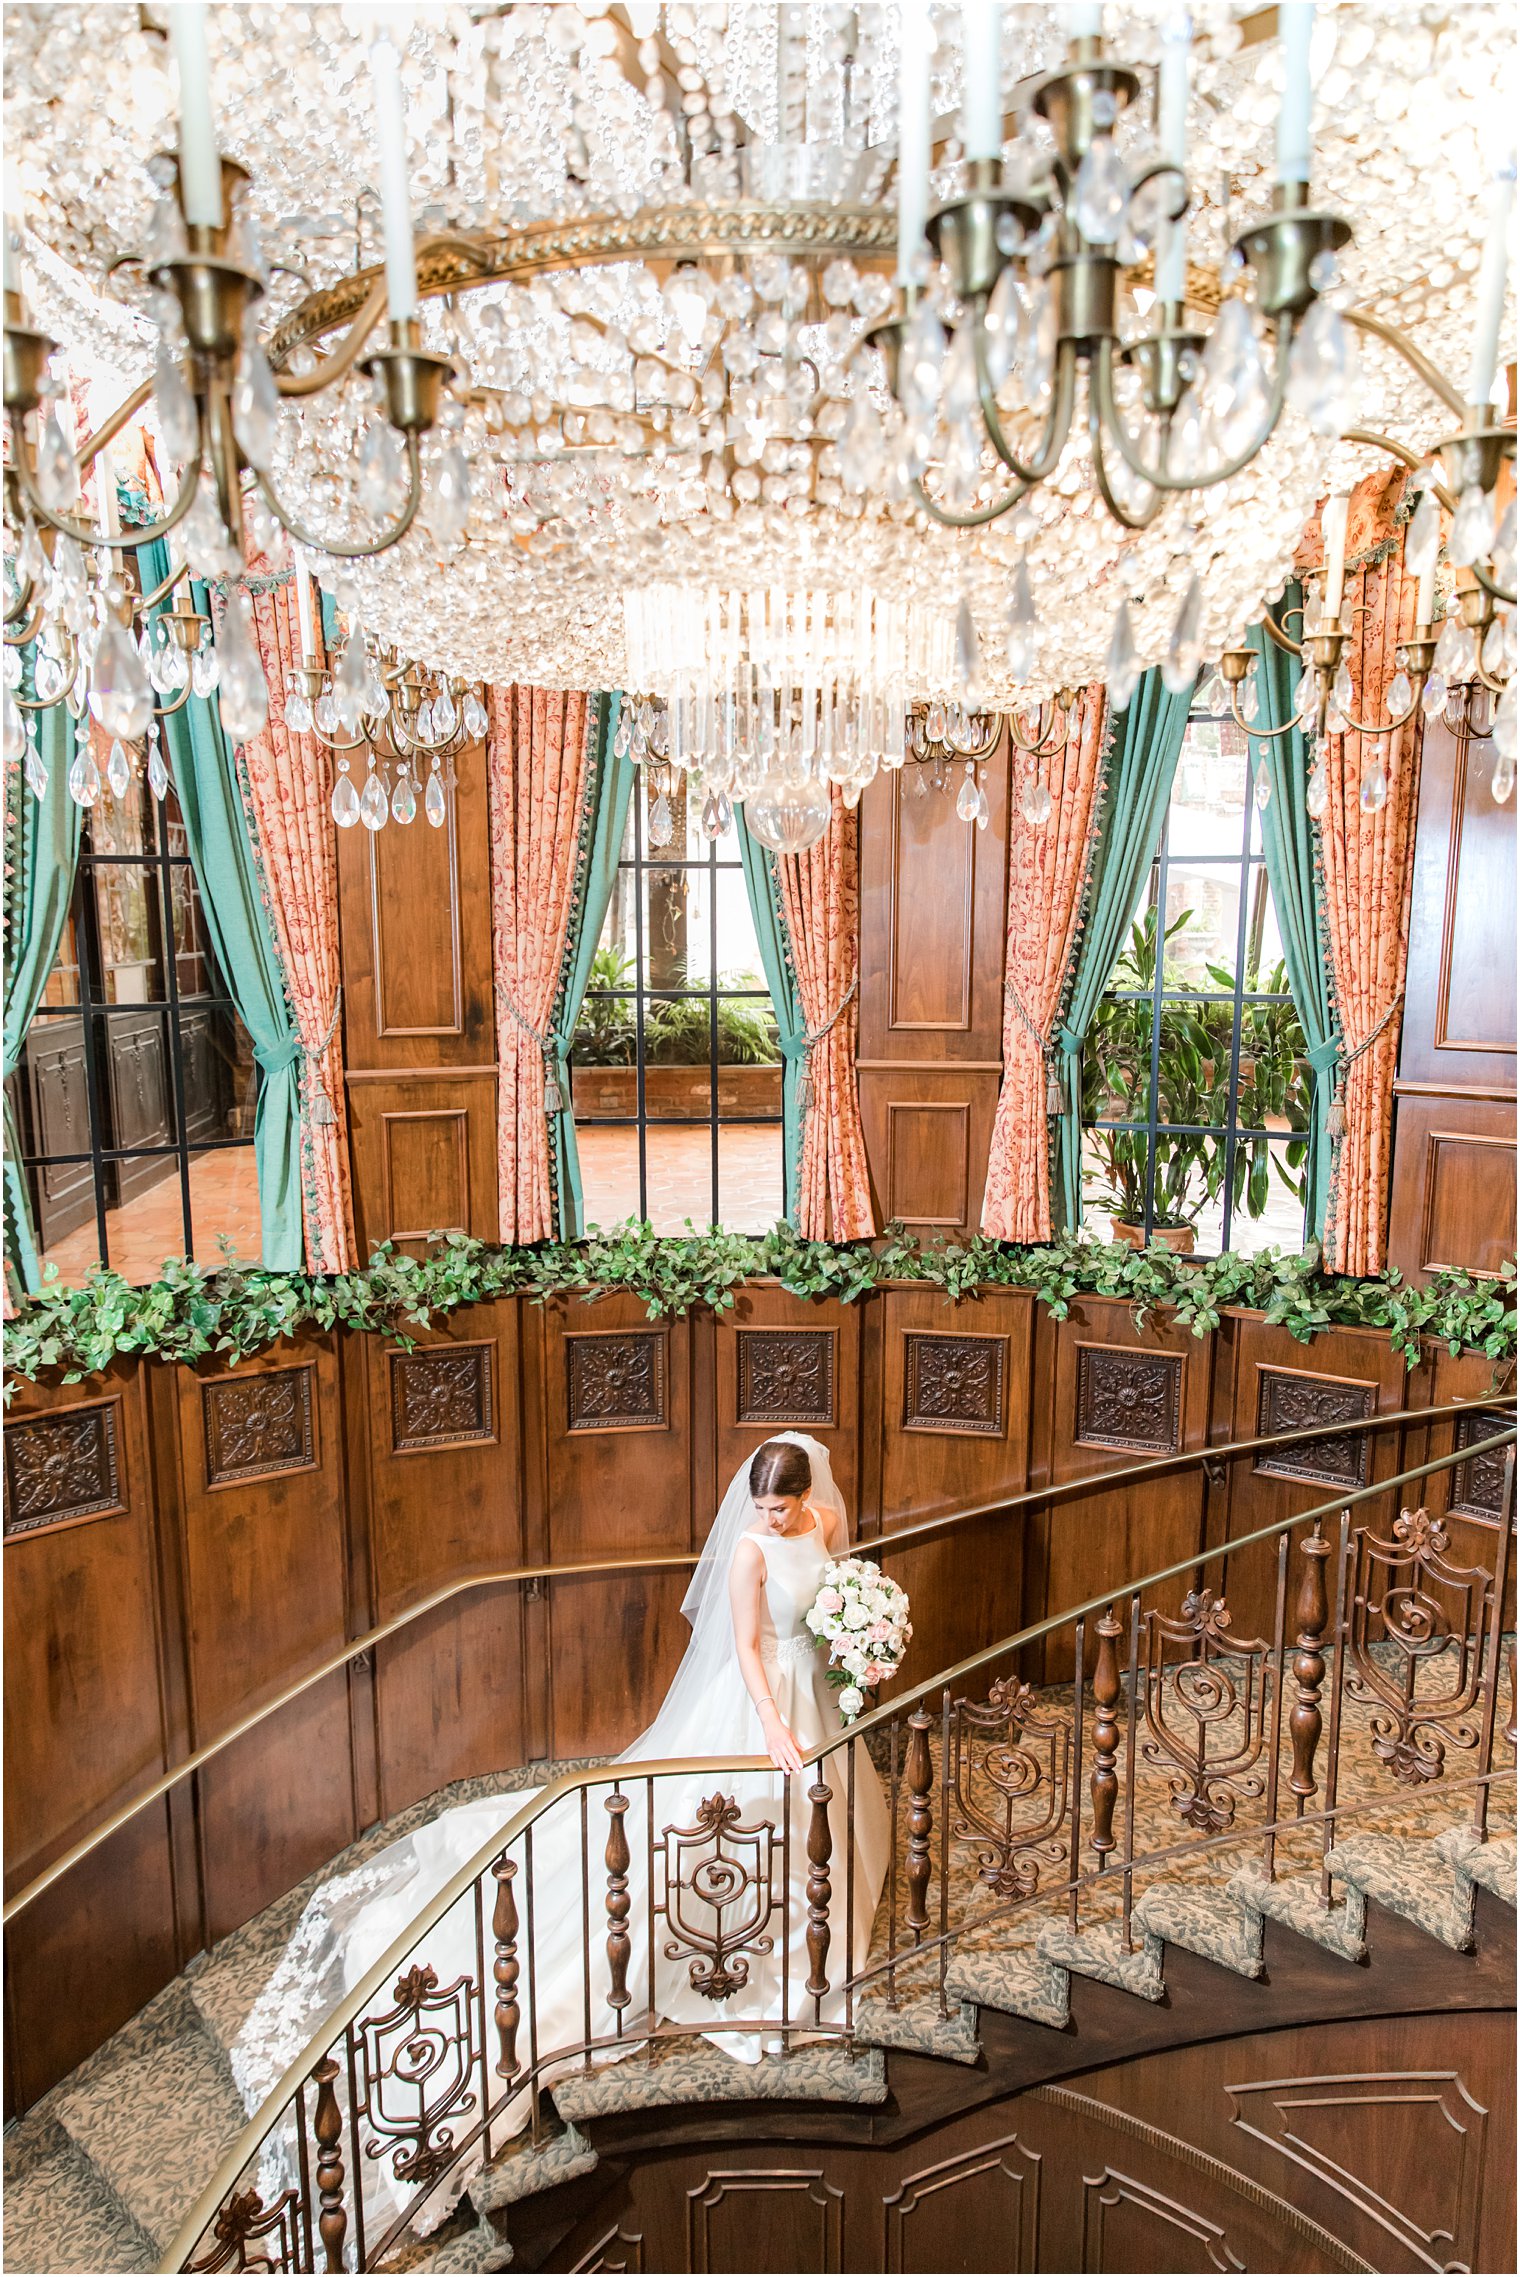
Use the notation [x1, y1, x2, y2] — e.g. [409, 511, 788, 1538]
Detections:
[5, 1392, 1509, 1926]
[162, 1422, 1516, 2275]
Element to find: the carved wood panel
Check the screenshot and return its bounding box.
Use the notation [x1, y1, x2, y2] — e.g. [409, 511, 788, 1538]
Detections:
[1080, 2165, 1246, 2273]
[201, 1365, 317, 1487]
[686, 2170, 845, 2274]
[1074, 1344, 1182, 1454]
[902, 1331, 1007, 1438]
[735, 1329, 837, 1427]
[388, 1342, 495, 1452]
[1252, 1366, 1375, 1489]
[1449, 1407, 1514, 1521]
[571, 2227, 646, 2274]
[566, 1329, 669, 1432]
[3, 1400, 124, 1535]
[1226, 2069, 1489, 2272]
[881, 2132, 1041, 2273]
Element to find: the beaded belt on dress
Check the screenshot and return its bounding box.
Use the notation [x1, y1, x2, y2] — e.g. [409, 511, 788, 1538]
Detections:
[767, 1634, 818, 1669]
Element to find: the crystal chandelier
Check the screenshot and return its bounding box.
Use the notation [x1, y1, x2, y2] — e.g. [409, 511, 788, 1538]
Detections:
[291, 625, 488, 834]
[3, 2, 1516, 849]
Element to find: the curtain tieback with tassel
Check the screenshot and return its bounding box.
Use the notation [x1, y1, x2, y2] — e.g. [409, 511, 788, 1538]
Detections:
[1322, 993, 1403, 1142]
[1005, 976, 1068, 1119]
[301, 988, 344, 1129]
[796, 973, 858, 1118]
[501, 986, 567, 1117]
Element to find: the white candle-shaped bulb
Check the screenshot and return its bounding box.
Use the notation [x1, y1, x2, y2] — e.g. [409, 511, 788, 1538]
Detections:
[895, 0, 932, 287]
[1322, 490, 1349, 623]
[3, 158, 23, 300]
[960, 1, 1002, 165]
[370, 32, 418, 322]
[1416, 546, 1438, 627]
[169, 4, 223, 230]
[1154, 12, 1191, 306]
[1275, 1, 1314, 188]
[1067, 4, 1102, 37]
[1467, 160, 1516, 412]
[294, 546, 316, 658]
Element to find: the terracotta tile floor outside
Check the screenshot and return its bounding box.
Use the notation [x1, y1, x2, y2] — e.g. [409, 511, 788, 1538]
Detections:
[577, 1123, 783, 1234]
[42, 1150, 262, 1286]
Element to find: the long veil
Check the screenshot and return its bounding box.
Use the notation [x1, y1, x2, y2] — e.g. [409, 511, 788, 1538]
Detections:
[622, 1429, 845, 1762]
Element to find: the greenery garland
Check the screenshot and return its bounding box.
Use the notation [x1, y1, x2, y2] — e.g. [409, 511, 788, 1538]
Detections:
[4, 1224, 1514, 1392]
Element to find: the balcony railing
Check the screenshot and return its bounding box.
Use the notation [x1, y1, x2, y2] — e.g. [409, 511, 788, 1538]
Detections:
[167, 1422, 1516, 2274]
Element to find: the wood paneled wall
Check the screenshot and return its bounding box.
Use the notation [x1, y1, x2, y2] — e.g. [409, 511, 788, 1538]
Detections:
[5, 1289, 1510, 2113]
[1389, 708, 1517, 1283]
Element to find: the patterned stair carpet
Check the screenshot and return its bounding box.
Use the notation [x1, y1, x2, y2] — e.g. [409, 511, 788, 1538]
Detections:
[4, 1658, 1514, 2276]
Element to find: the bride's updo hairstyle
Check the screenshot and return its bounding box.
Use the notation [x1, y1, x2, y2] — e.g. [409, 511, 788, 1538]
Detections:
[749, 1438, 811, 1500]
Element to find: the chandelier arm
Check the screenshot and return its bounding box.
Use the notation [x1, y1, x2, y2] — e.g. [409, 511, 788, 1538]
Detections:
[74, 378, 156, 473]
[13, 668, 81, 712]
[1228, 686, 1304, 740]
[1339, 425, 1458, 514]
[141, 556, 191, 611]
[910, 470, 1031, 530]
[1087, 388, 1165, 533]
[973, 323, 1078, 486]
[9, 442, 206, 552]
[1466, 556, 1517, 610]
[252, 433, 423, 560]
[1258, 605, 1306, 659]
[945, 719, 1002, 759]
[4, 596, 44, 644]
[153, 679, 196, 720]
[1093, 327, 1291, 494]
[1342, 309, 1467, 421]
[1470, 657, 1512, 697]
[1008, 704, 1062, 758]
[271, 279, 390, 396]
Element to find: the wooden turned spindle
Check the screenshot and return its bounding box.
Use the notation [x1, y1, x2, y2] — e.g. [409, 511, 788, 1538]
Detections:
[904, 1709, 935, 1941]
[604, 1791, 632, 2014]
[1090, 1608, 1124, 1868]
[311, 2055, 347, 2275]
[492, 1856, 521, 2078]
[1289, 1524, 1332, 1807]
[805, 1779, 834, 2002]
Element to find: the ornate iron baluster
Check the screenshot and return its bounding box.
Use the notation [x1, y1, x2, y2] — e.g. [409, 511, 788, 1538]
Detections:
[805, 1779, 833, 2015]
[903, 1709, 934, 1941]
[605, 1789, 632, 2025]
[492, 1857, 520, 2081]
[312, 2057, 347, 2276]
[1137, 1586, 1274, 1836]
[947, 1674, 1071, 1901]
[1289, 1521, 1332, 1810]
[185, 2185, 303, 2274]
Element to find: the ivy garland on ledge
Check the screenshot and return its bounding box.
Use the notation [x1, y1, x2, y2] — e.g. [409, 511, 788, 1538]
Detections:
[3, 1225, 1515, 1392]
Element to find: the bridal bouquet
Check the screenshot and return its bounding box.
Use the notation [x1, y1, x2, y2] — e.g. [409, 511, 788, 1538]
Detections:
[805, 1558, 912, 1724]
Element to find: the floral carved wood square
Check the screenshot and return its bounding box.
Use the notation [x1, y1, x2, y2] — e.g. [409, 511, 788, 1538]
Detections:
[565, 1330, 668, 1431]
[1074, 1345, 1182, 1454]
[902, 1332, 1007, 1436]
[735, 1329, 837, 1426]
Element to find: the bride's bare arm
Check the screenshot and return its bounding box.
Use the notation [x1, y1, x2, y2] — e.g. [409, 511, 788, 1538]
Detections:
[728, 1536, 805, 1777]
[819, 1501, 849, 1556]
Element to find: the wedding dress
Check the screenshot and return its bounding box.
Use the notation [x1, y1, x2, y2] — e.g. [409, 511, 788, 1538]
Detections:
[232, 1433, 891, 2245]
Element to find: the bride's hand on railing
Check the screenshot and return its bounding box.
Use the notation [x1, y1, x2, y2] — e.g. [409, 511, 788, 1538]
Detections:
[758, 1700, 805, 1777]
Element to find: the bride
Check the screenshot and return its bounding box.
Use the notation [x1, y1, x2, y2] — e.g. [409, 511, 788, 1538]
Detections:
[233, 1432, 892, 2234]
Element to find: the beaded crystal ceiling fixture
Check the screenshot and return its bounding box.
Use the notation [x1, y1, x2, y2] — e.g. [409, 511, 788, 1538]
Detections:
[3, 1, 1516, 850]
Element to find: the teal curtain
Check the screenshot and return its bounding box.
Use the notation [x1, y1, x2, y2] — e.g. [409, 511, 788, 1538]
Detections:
[1055, 668, 1195, 1233]
[3, 681, 81, 1294]
[1246, 584, 1337, 1239]
[140, 539, 304, 1269]
[550, 694, 632, 1237]
[736, 810, 806, 1222]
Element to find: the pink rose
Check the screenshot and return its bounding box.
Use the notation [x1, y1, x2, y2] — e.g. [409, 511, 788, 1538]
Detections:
[868, 1620, 891, 1640]
[816, 1588, 844, 1614]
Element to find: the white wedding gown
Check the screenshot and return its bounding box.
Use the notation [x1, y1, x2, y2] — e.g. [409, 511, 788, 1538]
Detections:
[232, 1437, 890, 2247]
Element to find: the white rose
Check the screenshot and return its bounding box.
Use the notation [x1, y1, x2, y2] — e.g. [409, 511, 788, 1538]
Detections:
[838, 1685, 864, 1720]
[842, 1600, 869, 1629]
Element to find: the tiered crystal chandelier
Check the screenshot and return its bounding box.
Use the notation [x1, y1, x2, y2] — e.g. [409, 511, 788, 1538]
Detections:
[3, 3, 1516, 848]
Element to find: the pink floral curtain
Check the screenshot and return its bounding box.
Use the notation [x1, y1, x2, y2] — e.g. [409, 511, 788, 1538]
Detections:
[1301, 471, 1426, 1276]
[777, 790, 875, 1241]
[487, 685, 592, 1243]
[242, 574, 357, 1272]
[982, 690, 1108, 1241]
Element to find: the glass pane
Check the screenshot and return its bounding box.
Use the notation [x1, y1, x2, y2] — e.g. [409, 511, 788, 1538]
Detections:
[1240, 861, 1289, 991]
[714, 991, 780, 1069]
[576, 1124, 643, 1229]
[89, 862, 165, 1002]
[595, 874, 638, 974]
[1163, 864, 1243, 988]
[640, 863, 708, 989]
[1082, 1123, 1153, 1238]
[1165, 713, 1250, 857]
[719, 1120, 785, 1233]
[640, 1015, 715, 1120]
[1152, 1122, 1228, 1232]
[1156, 997, 1235, 1129]
[170, 864, 222, 998]
[641, 1124, 718, 1231]
[1225, 1133, 1311, 1253]
[1083, 995, 1154, 1124]
[38, 1218, 104, 1287]
[38, 913, 82, 1006]
[187, 1145, 262, 1270]
[181, 1004, 261, 1143]
[571, 993, 637, 1074]
[103, 1153, 187, 1284]
[1236, 994, 1311, 1141]
[89, 765, 151, 857]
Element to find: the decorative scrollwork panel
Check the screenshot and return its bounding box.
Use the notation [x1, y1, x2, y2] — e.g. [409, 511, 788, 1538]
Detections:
[186, 2187, 306, 2275]
[655, 1792, 779, 2002]
[1139, 1589, 1275, 1835]
[949, 1677, 1072, 1898]
[352, 1962, 481, 2192]
[1342, 1506, 1497, 1786]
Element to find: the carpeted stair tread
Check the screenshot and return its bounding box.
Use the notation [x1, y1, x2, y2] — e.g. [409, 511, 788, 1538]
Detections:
[851, 1984, 982, 2063]
[1037, 1916, 1167, 1998]
[1326, 1835, 1476, 1952]
[1228, 1864, 1368, 1962]
[47, 1979, 249, 2253]
[385, 2208, 514, 2272]
[546, 2035, 886, 2122]
[1132, 1884, 1264, 1980]
[945, 1934, 1070, 2029]
[1435, 1824, 1518, 1907]
[474, 2122, 599, 2215]
[2, 2109, 159, 2276]
[183, 1895, 317, 2056]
